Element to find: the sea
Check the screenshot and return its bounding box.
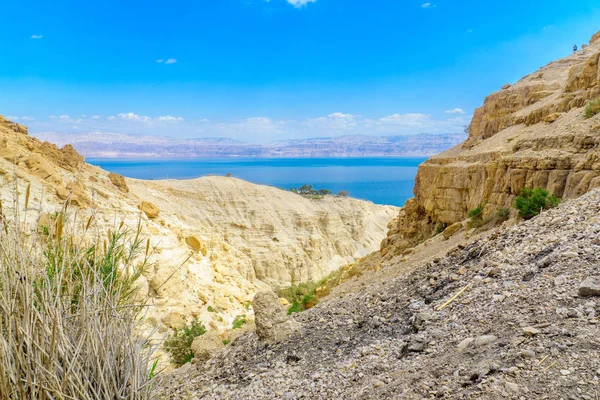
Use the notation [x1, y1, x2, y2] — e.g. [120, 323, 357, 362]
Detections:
[87, 157, 427, 207]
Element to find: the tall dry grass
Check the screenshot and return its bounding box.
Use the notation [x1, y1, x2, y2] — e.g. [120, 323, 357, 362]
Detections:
[0, 181, 157, 399]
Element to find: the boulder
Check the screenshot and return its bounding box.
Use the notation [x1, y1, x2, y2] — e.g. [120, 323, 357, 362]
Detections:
[579, 276, 600, 297]
[185, 236, 207, 255]
[56, 186, 70, 200]
[544, 113, 561, 123]
[108, 172, 129, 193]
[253, 290, 299, 344]
[161, 311, 186, 330]
[139, 201, 160, 219]
[191, 330, 225, 362]
[443, 222, 463, 239]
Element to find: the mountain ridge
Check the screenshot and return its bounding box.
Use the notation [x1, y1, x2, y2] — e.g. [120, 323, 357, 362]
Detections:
[33, 131, 466, 159]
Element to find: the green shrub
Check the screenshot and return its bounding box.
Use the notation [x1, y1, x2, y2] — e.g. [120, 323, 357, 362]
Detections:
[207, 305, 215, 312]
[514, 188, 559, 219]
[232, 314, 247, 329]
[164, 319, 206, 367]
[496, 207, 510, 221]
[467, 204, 486, 228]
[584, 100, 600, 118]
[468, 204, 484, 219]
[287, 301, 304, 315]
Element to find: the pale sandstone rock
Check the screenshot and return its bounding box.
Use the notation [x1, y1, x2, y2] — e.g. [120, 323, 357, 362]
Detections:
[108, 172, 129, 193]
[185, 236, 207, 255]
[443, 222, 462, 239]
[139, 201, 160, 219]
[191, 330, 225, 362]
[161, 312, 186, 330]
[56, 186, 69, 200]
[381, 30, 600, 258]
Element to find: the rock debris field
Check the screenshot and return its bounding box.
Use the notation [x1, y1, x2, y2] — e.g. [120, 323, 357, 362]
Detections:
[159, 189, 600, 399]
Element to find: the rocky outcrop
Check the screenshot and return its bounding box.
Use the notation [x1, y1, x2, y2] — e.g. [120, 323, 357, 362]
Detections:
[139, 201, 160, 219]
[253, 290, 298, 344]
[191, 331, 225, 362]
[381, 30, 600, 258]
[108, 172, 129, 192]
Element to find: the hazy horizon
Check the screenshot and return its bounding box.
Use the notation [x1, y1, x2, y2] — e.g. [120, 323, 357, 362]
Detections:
[2, 1, 600, 142]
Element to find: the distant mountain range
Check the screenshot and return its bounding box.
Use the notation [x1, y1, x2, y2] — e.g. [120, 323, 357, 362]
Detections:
[33, 132, 466, 158]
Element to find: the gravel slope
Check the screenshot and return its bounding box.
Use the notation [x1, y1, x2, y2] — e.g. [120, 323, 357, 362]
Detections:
[158, 189, 600, 399]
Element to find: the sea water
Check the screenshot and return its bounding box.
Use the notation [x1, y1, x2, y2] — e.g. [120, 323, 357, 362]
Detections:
[87, 157, 427, 207]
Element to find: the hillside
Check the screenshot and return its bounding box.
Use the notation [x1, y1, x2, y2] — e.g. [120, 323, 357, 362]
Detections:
[0, 115, 397, 336]
[33, 131, 465, 158]
[156, 30, 600, 399]
[381, 31, 600, 258]
[158, 178, 600, 400]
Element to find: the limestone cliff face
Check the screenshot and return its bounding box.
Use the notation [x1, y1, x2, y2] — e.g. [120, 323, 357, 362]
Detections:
[0, 116, 397, 335]
[382, 30, 600, 257]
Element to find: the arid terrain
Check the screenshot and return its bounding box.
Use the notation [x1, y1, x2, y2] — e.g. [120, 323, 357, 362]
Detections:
[0, 115, 397, 341]
[156, 30, 600, 399]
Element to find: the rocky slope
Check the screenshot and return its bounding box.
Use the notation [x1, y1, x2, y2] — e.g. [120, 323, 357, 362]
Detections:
[382, 31, 600, 257]
[158, 187, 600, 400]
[0, 115, 397, 336]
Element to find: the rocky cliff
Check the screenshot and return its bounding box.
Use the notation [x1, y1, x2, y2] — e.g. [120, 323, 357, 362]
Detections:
[382, 30, 600, 257]
[0, 115, 397, 335]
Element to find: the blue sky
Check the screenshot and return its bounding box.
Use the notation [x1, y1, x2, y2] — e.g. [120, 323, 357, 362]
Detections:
[1, 0, 599, 143]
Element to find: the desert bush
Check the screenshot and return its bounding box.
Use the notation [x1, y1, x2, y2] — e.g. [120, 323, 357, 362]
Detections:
[467, 204, 486, 228]
[0, 190, 156, 399]
[584, 99, 600, 118]
[163, 319, 206, 367]
[337, 190, 350, 197]
[496, 207, 510, 221]
[468, 204, 484, 219]
[514, 188, 559, 219]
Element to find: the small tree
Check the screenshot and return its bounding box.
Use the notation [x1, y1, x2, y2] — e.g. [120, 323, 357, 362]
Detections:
[514, 188, 559, 219]
[337, 190, 350, 197]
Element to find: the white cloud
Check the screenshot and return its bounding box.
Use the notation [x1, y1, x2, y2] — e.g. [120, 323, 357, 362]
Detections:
[30, 34, 43, 39]
[286, 0, 316, 8]
[328, 112, 355, 120]
[156, 59, 164, 63]
[157, 115, 184, 122]
[6, 115, 18, 121]
[164, 58, 177, 64]
[445, 108, 465, 114]
[21, 116, 35, 121]
[116, 112, 151, 122]
[31, 110, 471, 143]
[379, 113, 430, 125]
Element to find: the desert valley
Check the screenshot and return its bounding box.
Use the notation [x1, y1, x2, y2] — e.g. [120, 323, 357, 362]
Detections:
[1, 3, 600, 399]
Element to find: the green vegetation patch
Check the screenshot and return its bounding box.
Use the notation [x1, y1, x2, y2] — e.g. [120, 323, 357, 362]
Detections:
[584, 99, 600, 118]
[164, 319, 206, 367]
[232, 314, 247, 329]
[514, 188, 559, 220]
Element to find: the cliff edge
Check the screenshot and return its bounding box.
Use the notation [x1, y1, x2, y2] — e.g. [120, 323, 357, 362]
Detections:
[382, 30, 600, 258]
